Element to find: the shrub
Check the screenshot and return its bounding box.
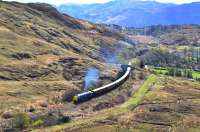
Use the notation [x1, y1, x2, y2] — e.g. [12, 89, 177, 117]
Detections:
[62, 89, 80, 102]
[139, 71, 145, 80]
[13, 113, 31, 130]
[59, 115, 71, 123]
[32, 119, 44, 128]
[29, 106, 36, 112]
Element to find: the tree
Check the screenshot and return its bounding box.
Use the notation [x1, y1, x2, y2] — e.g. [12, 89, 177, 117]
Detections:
[175, 68, 182, 77]
[140, 60, 145, 69]
[187, 70, 193, 78]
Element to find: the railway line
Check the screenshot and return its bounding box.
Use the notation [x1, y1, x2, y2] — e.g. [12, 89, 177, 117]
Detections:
[73, 62, 132, 104]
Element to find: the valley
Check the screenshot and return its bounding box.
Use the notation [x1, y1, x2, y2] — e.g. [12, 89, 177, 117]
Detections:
[0, 0, 199, 132]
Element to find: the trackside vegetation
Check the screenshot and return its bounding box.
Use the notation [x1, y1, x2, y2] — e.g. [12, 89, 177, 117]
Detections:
[122, 74, 157, 109]
[33, 74, 158, 132]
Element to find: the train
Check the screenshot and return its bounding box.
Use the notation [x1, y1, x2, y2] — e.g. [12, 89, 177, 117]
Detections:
[73, 62, 132, 104]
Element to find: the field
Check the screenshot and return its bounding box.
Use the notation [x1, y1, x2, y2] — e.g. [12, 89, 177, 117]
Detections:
[151, 66, 200, 79]
[176, 46, 200, 51]
[193, 71, 200, 79]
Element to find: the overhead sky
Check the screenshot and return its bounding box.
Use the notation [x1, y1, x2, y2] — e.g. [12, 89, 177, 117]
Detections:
[4, 0, 200, 5]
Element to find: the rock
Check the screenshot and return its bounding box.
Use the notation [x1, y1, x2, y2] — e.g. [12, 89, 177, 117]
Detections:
[149, 106, 171, 112]
[39, 101, 48, 108]
[93, 102, 114, 111]
[11, 52, 32, 60]
[2, 110, 14, 119]
[46, 29, 61, 37]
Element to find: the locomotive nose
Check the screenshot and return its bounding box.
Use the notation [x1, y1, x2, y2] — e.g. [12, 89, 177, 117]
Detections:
[72, 91, 94, 104]
[72, 96, 78, 104]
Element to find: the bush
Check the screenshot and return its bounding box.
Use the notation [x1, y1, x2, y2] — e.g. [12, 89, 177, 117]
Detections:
[139, 71, 145, 80]
[29, 106, 36, 112]
[32, 119, 44, 128]
[59, 115, 71, 123]
[13, 113, 31, 130]
[62, 89, 80, 102]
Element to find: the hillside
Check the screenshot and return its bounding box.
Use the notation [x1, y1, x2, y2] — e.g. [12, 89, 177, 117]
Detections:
[0, 1, 129, 82]
[1, 1, 200, 132]
[123, 25, 200, 46]
[57, 0, 200, 27]
[0, 1, 136, 130]
[107, 24, 200, 70]
[36, 75, 200, 132]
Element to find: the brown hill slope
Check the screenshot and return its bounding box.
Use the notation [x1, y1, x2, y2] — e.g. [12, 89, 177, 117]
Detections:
[123, 25, 200, 45]
[0, 1, 126, 81]
[0, 1, 128, 117]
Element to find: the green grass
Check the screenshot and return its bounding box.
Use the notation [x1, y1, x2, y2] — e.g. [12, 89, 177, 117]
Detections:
[153, 68, 168, 75]
[176, 45, 200, 51]
[192, 71, 200, 79]
[151, 66, 200, 79]
[122, 74, 158, 109]
[187, 128, 200, 132]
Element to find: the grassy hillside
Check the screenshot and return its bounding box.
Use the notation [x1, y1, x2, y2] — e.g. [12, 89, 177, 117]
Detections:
[0, 1, 134, 130]
[42, 75, 200, 132]
[0, 1, 199, 132]
[34, 75, 157, 132]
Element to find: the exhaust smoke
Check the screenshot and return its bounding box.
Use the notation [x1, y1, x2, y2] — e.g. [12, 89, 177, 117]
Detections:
[84, 67, 100, 91]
